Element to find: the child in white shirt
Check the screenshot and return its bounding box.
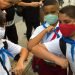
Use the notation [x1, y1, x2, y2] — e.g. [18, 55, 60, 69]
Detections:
[0, 10, 28, 75]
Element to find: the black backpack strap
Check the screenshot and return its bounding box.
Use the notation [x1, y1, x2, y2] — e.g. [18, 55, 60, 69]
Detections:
[59, 38, 66, 56]
[3, 41, 8, 49]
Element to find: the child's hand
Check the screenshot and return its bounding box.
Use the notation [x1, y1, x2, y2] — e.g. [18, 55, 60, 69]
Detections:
[10, 61, 25, 75]
[46, 26, 54, 33]
[57, 58, 69, 69]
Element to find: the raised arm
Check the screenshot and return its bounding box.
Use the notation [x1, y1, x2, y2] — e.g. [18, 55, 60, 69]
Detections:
[28, 26, 54, 50]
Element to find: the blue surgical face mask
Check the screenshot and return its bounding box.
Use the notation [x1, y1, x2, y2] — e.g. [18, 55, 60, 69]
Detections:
[44, 14, 58, 25]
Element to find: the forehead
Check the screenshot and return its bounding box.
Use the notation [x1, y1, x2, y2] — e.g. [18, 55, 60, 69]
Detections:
[58, 13, 75, 24]
[44, 5, 59, 12]
[59, 13, 72, 21]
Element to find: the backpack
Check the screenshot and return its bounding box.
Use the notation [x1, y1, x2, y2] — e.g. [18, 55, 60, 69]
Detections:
[59, 38, 73, 75]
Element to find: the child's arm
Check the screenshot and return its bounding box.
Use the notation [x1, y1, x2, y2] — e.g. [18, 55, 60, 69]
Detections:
[31, 43, 68, 69]
[5, 39, 29, 75]
[11, 48, 28, 75]
[28, 26, 54, 50]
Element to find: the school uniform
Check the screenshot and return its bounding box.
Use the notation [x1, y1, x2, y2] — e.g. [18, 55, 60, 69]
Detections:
[43, 37, 75, 75]
[30, 22, 67, 75]
[0, 39, 22, 75]
[30, 22, 62, 42]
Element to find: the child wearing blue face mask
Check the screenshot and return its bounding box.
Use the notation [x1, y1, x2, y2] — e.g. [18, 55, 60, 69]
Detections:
[27, 0, 67, 75]
[0, 10, 28, 75]
[44, 14, 58, 25]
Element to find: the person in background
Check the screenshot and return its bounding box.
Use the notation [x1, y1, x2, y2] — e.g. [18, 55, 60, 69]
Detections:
[0, 0, 11, 9]
[3, 0, 42, 44]
[18, 0, 42, 41]
[28, 0, 67, 75]
[4, 6, 18, 44]
[58, 0, 64, 7]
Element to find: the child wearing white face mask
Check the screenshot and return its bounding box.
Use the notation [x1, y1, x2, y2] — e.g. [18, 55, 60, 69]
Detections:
[0, 10, 28, 75]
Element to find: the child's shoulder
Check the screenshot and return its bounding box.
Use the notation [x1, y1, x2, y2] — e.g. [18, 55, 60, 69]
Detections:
[34, 25, 45, 33]
[36, 25, 45, 30]
[1, 39, 12, 44]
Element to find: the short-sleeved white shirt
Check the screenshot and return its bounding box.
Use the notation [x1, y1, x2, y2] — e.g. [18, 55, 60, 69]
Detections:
[30, 22, 62, 63]
[30, 22, 62, 43]
[0, 39, 22, 75]
[43, 38, 75, 73]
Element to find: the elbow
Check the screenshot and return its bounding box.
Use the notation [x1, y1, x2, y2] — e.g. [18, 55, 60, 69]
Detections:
[21, 48, 29, 55]
[27, 40, 39, 52]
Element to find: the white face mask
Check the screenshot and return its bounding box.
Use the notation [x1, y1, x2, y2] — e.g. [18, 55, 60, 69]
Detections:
[0, 27, 5, 39]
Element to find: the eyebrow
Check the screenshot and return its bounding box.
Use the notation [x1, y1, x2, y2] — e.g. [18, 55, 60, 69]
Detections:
[45, 11, 57, 14]
[63, 20, 71, 23]
[59, 20, 72, 24]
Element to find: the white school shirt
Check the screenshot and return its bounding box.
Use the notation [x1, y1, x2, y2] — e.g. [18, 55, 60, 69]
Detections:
[0, 39, 22, 75]
[43, 38, 75, 74]
[30, 22, 62, 43]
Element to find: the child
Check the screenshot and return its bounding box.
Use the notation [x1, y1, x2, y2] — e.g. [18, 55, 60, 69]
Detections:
[0, 10, 28, 75]
[28, 0, 67, 75]
[17, 0, 42, 40]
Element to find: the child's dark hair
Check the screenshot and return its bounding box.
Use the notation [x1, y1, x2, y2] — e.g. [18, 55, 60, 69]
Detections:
[59, 5, 75, 19]
[0, 10, 6, 27]
[43, 0, 58, 6]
